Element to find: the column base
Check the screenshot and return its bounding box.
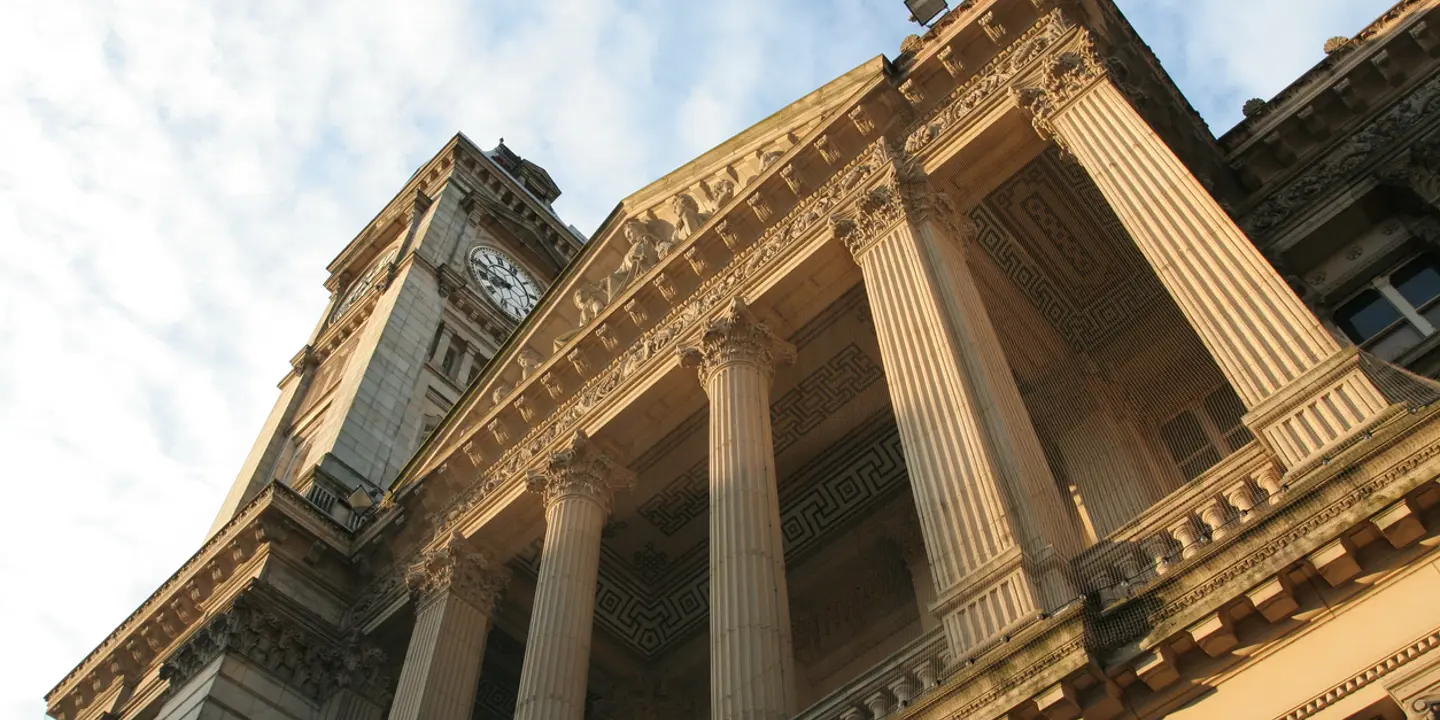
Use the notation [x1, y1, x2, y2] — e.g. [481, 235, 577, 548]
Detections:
[1243, 347, 1436, 471]
[933, 547, 1075, 657]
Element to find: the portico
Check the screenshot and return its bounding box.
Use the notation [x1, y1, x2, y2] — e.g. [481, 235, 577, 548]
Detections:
[46, 3, 1440, 720]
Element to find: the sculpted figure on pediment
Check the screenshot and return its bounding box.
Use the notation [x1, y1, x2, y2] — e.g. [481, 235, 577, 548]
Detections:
[669, 194, 710, 243]
[606, 221, 668, 298]
[574, 281, 608, 326]
[706, 175, 736, 211]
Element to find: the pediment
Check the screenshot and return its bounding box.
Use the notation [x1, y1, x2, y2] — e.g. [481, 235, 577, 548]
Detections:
[398, 57, 891, 491]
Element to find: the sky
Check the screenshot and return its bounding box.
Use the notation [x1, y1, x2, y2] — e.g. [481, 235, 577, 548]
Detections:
[0, 0, 1400, 717]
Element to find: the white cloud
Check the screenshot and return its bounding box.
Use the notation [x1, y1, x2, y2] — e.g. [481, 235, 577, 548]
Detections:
[0, 0, 1404, 718]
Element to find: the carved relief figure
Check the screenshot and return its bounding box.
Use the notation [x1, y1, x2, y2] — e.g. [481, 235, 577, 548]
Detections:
[669, 194, 710, 243]
[574, 281, 607, 326]
[707, 176, 736, 210]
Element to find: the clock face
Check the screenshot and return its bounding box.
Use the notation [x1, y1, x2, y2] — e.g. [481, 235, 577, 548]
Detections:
[468, 246, 541, 319]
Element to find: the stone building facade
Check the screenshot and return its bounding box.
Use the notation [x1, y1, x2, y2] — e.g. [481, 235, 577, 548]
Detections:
[44, 1, 1440, 719]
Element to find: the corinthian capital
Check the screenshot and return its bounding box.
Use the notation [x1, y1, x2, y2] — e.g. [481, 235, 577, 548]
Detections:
[1012, 32, 1121, 141]
[831, 173, 971, 260]
[404, 533, 510, 612]
[678, 298, 796, 384]
[526, 431, 635, 513]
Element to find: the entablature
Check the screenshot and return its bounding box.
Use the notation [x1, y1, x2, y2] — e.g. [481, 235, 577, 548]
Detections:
[45, 483, 358, 720]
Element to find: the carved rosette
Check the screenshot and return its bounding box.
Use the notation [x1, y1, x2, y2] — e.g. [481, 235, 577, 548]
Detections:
[525, 430, 636, 514]
[830, 149, 972, 260]
[404, 533, 510, 613]
[677, 298, 796, 386]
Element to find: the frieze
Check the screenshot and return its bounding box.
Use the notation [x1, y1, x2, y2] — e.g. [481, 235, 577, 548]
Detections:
[1245, 70, 1440, 237]
[903, 9, 1074, 156]
[158, 594, 393, 707]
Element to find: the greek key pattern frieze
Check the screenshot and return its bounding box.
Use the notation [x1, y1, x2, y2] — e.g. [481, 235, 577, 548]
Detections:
[638, 343, 886, 536]
[536, 414, 909, 657]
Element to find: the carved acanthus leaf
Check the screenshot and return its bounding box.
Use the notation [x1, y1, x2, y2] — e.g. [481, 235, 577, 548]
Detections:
[525, 431, 635, 512]
[677, 298, 796, 385]
[404, 533, 510, 612]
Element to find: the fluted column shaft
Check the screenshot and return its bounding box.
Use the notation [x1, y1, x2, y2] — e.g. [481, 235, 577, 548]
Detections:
[514, 432, 633, 720]
[837, 165, 1081, 655]
[1052, 82, 1336, 406]
[389, 537, 508, 720]
[681, 299, 798, 720]
[1018, 36, 1389, 468]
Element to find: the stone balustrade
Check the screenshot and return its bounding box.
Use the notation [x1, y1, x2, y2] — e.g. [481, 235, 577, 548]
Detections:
[792, 628, 948, 720]
[1074, 441, 1281, 606]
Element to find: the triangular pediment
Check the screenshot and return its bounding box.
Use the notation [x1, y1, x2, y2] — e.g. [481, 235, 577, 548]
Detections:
[395, 56, 888, 498]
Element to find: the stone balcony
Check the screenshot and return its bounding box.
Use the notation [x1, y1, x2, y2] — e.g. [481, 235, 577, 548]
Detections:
[793, 628, 949, 720]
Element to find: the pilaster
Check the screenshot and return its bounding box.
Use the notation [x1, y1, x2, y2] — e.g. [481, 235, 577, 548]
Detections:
[1013, 32, 1392, 470]
[388, 534, 509, 720]
[832, 155, 1081, 657]
[513, 432, 635, 720]
[679, 298, 799, 720]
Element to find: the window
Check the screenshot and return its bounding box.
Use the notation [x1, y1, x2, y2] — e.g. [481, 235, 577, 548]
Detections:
[1335, 254, 1440, 361]
[1159, 385, 1254, 481]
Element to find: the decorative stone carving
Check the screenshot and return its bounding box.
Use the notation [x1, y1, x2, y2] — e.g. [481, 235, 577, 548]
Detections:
[830, 145, 969, 260]
[525, 431, 636, 513]
[907, 9, 1073, 156]
[670, 194, 710, 243]
[748, 193, 772, 222]
[492, 382, 513, 404]
[781, 163, 804, 193]
[574, 282, 607, 327]
[980, 11, 1005, 42]
[593, 323, 618, 352]
[677, 298, 796, 383]
[1323, 35, 1356, 55]
[933, 47, 960, 81]
[849, 105, 875, 135]
[567, 347, 592, 375]
[709, 176, 736, 209]
[515, 393, 535, 423]
[159, 595, 393, 706]
[1242, 98, 1268, 118]
[715, 219, 740, 249]
[488, 418, 510, 445]
[405, 533, 510, 612]
[517, 348, 544, 378]
[624, 298, 648, 326]
[540, 371, 564, 399]
[684, 246, 709, 275]
[900, 79, 923, 105]
[653, 271, 678, 302]
[816, 134, 839, 164]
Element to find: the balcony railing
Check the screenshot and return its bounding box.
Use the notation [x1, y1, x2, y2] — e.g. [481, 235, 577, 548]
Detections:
[792, 628, 948, 720]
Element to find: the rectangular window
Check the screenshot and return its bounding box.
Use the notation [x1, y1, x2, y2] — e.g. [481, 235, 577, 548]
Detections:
[1335, 253, 1440, 361]
[1159, 385, 1253, 481]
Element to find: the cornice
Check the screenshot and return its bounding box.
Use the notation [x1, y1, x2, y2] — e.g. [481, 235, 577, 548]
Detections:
[1219, 0, 1435, 151]
[46, 483, 354, 718]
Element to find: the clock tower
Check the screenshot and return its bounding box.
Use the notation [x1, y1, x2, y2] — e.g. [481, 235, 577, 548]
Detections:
[206, 135, 582, 536]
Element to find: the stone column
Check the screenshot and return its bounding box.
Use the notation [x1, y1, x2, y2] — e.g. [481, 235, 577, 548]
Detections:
[513, 431, 634, 720]
[431, 324, 455, 367]
[388, 535, 509, 720]
[679, 298, 799, 720]
[833, 152, 1083, 657]
[1015, 35, 1389, 469]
